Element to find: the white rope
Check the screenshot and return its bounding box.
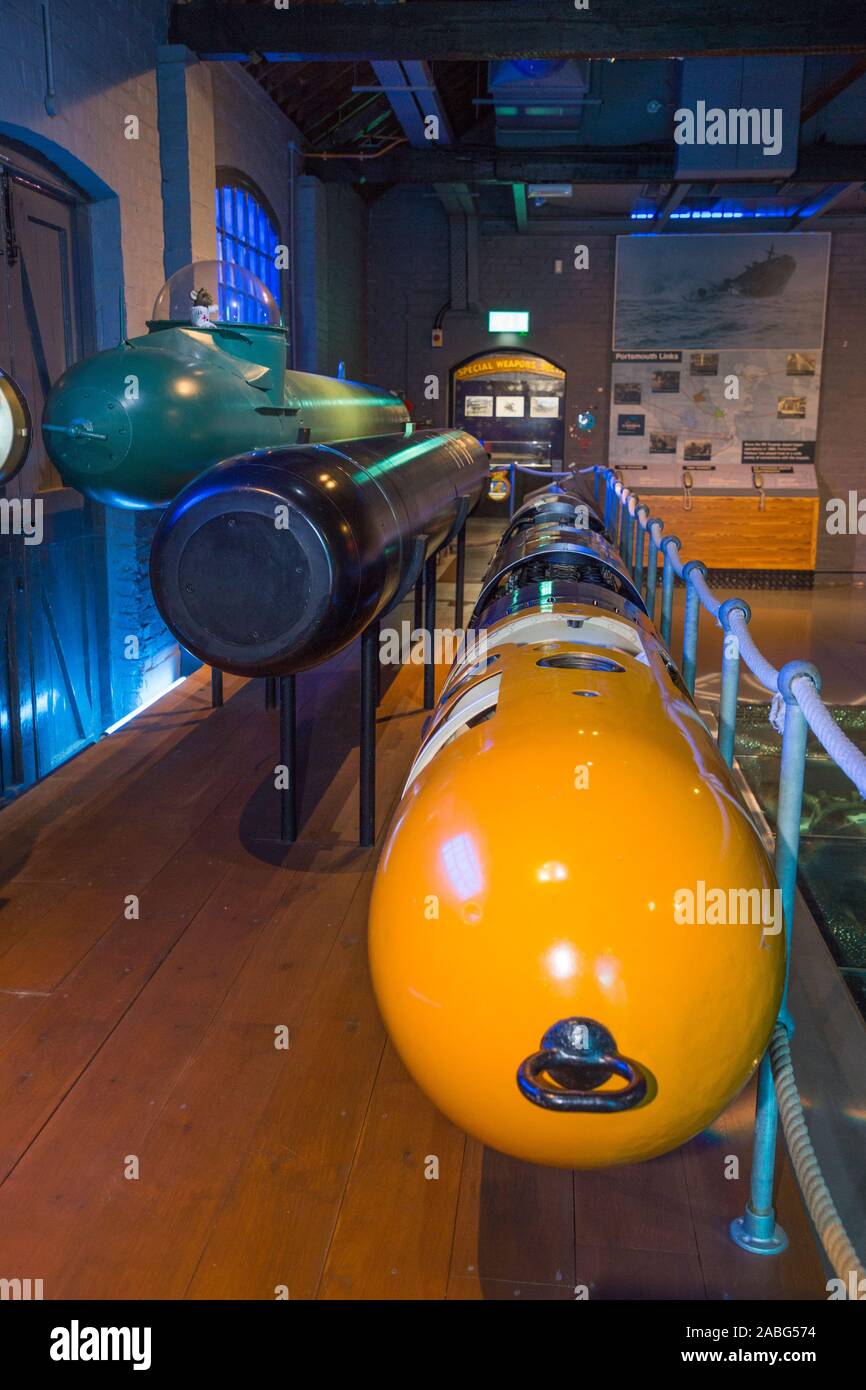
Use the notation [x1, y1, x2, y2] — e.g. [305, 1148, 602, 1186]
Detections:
[727, 608, 780, 693]
[770, 1024, 866, 1293]
[792, 673, 866, 799]
[690, 568, 721, 620]
[664, 538, 685, 579]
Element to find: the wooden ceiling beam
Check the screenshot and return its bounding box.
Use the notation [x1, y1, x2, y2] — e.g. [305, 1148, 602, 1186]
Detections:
[173, 1, 866, 62]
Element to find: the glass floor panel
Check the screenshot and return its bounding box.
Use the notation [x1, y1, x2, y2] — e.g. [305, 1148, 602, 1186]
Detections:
[737, 755, 866, 841]
[735, 703, 866, 1020]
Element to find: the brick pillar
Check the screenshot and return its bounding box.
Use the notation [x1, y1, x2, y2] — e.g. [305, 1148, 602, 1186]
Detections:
[100, 44, 218, 725]
[295, 175, 329, 373]
[156, 44, 216, 277]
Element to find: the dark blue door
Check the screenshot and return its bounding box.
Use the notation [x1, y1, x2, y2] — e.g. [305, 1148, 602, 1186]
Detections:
[0, 155, 106, 795]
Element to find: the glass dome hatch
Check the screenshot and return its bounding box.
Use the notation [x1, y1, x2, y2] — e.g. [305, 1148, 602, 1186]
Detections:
[152, 261, 282, 329]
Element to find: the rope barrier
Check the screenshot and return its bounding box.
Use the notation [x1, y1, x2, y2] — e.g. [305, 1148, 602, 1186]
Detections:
[607, 468, 866, 803]
[662, 534, 685, 579]
[791, 672, 866, 799]
[601, 467, 866, 1285]
[690, 567, 721, 621]
[770, 1023, 866, 1289]
[726, 608, 780, 694]
[488, 461, 573, 477]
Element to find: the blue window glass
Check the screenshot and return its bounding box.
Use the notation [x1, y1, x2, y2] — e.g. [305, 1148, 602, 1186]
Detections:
[214, 181, 282, 322]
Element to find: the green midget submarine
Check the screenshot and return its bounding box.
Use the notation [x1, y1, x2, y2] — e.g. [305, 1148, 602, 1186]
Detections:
[41, 262, 410, 509]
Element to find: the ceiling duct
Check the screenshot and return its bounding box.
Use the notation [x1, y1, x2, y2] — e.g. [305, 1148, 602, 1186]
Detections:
[674, 57, 804, 181]
[488, 59, 591, 148]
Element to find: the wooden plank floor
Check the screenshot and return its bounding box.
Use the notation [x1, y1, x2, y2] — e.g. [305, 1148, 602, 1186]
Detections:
[0, 555, 830, 1301]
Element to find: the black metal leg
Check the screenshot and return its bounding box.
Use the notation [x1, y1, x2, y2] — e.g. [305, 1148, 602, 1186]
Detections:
[424, 551, 437, 711]
[376, 621, 383, 706]
[278, 674, 297, 843]
[211, 667, 223, 708]
[455, 523, 466, 631]
[359, 620, 379, 847]
[264, 676, 277, 709]
[413, 570, 423, 632]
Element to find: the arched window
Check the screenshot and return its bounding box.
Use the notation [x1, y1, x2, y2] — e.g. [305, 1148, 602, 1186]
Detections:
[215, 171, 281, 321]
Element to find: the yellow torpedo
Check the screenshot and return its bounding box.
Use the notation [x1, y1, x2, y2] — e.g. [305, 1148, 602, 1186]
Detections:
[368, 480, 784, 1168]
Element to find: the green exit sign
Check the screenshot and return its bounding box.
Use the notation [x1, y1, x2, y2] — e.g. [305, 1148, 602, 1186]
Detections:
[488, 310, 529, 333]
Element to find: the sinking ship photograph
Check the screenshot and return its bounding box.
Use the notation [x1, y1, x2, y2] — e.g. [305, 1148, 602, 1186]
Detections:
[614, 232, 830, 349]
[687, 243, 797, 301]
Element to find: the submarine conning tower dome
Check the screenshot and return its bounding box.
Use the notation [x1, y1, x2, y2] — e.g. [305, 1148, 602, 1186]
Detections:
[41, 261, 409, 510]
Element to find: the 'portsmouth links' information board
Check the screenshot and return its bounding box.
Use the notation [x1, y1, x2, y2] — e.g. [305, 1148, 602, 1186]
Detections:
[609, 233, 830, 469]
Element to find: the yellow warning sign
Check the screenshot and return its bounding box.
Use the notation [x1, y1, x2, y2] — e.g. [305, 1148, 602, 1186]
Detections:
[455, 354, 564, 381]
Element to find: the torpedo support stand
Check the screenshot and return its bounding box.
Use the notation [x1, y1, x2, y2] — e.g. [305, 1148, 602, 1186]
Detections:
[278, 674, 297, 844]
[414, 574, 423, 632]
[424, 497, 471, 713]
[359, 621, 379, 848]
[358, 534, 429, 848]
[455, 519, 467, 631]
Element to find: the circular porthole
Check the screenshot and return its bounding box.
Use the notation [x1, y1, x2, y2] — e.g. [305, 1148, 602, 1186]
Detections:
[536, 653, 625, 672]
[0, 368, 33, 485]
[572, 690, 600, 697]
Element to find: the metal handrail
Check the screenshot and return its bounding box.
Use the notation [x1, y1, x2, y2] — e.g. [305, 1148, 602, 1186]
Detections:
[599, 466, 865, 1286]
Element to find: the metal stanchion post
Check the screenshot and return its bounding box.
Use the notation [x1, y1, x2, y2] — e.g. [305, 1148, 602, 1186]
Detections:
[717, 599, 751, 768]
[659, 536, 680, 649]
[681, 559, 707, 695]
[634, 507, 647, 592]
[774, 661, 821, 1016]
[730, 1053, 787, 1256]
[645, 518, 662, 622]
[731, 660, 819, 1256]
[603, 474, 615, 534]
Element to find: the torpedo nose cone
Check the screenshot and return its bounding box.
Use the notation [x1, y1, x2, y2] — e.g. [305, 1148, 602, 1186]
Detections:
[150, 454, 342, 678]
[42, 344, 215, 509]
[42, 383, 132, 483]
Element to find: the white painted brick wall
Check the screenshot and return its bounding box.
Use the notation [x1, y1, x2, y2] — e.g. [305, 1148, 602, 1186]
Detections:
[0, 0, 167, 336]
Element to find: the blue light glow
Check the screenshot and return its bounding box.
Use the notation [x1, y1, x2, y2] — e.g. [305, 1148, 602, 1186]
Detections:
[104, 677, 187, 735]
[631, 205, 800, 224]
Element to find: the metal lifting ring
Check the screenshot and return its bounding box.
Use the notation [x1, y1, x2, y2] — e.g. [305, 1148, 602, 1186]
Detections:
[517, 1017, 650, 1113]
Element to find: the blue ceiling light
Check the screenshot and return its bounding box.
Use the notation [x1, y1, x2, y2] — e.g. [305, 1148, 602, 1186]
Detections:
[642, 205, 793, 223]
[511, 60, 567, 79]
